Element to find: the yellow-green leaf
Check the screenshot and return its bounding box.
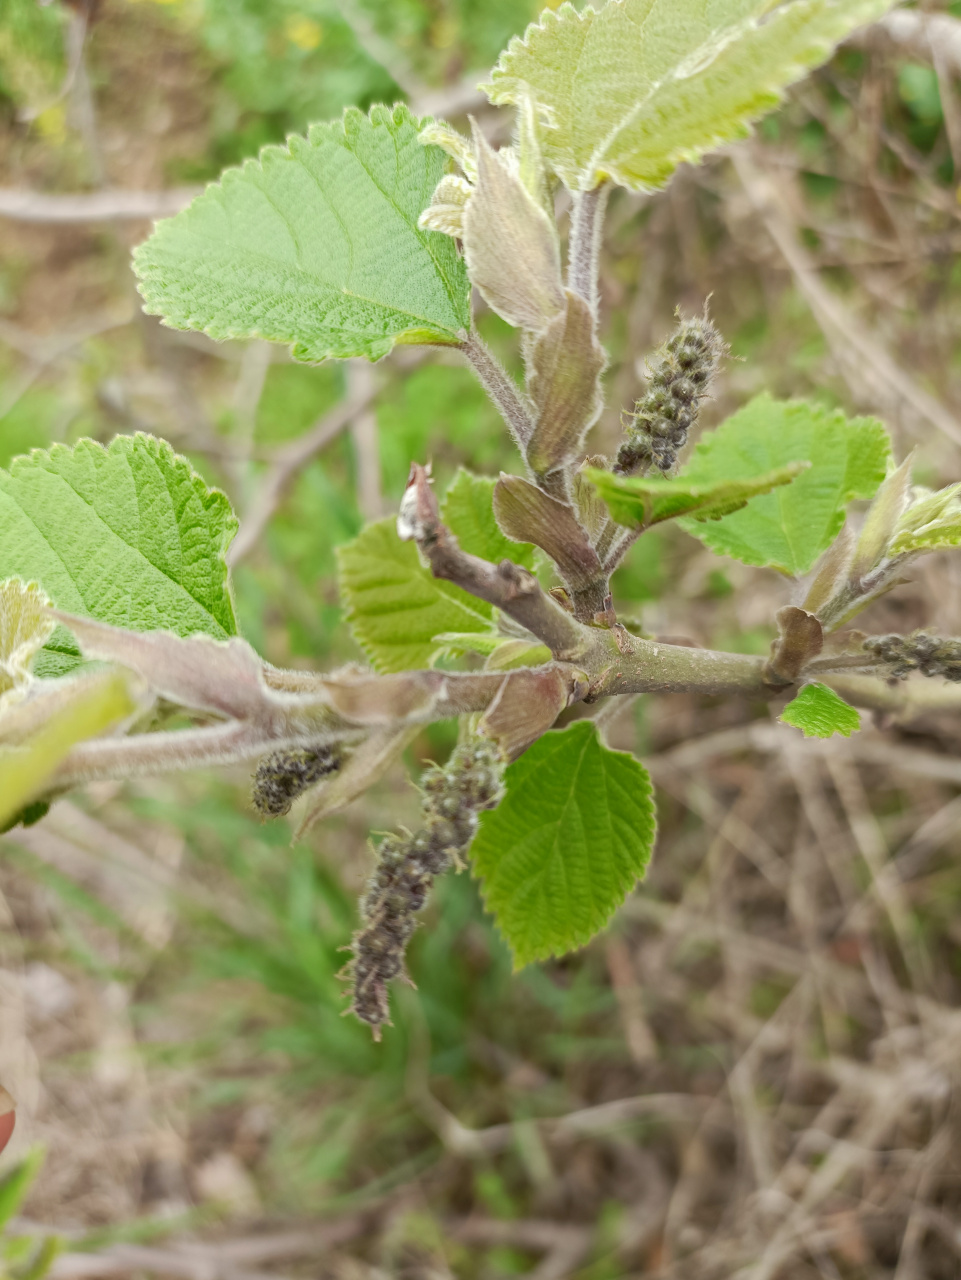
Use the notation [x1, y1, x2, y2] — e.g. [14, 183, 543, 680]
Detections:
[779, 681, 861, 738]
[484, 0, 893, 192]
[0, 672, 137, 828]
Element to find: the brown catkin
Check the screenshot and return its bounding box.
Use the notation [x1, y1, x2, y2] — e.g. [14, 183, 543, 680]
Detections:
[251, 744, 343, 818]
[344, 738, 505, 1036]
[863, 633, 961, 682]
[614, 312, 726, 477]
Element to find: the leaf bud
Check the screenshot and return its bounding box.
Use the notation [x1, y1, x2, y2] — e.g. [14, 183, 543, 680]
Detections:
[462, 122, 565, 332]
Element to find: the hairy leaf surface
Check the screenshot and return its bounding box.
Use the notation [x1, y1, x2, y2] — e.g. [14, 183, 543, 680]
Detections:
[484, 0, 891, 192]
[678, 395, 890, 575]
[779, 681, 861, 738]
[586, 463, 805, 532]
[134, 105, 471, 362]
[0, 436, 238, 676]
[471, 721, 656, 967]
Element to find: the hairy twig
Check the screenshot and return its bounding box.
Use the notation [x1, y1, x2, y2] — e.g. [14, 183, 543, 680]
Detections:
[399, 462, 589, 659]
[459, 330, 536, 450]
[567, 184, 610, 315]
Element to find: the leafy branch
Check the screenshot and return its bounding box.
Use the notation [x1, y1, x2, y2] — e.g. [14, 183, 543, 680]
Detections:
[9, 0, 958, 1038]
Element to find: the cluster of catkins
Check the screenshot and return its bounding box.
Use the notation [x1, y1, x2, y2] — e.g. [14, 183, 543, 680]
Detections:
[251, 744, 343, 818]
[864, 633, 961, 683]
[614, 312, 725, 476]
[344, 738, 505, 1036]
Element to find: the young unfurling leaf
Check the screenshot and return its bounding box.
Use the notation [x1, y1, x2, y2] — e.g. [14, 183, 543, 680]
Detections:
[525, 290, 606, 479]
[0, 671, 140, 829]
[891, 483, 961, 555]
[462, 123, 565, 333]
[484, 0, 893, 193]
[586, 461, 805, 533]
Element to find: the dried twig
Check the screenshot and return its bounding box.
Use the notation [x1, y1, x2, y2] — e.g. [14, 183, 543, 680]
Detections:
[0, 187, 201, 223]
[228, 387, 379, 565]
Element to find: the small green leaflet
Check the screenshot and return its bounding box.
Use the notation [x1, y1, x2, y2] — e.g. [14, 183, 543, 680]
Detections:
[779, 681, 861, 738]
[134, 104, 471, 362]
[0, 435, 238, 677]
[471, 721, 656, 968]
[678, 395, 890, 576]
[585, 463, 805, 531]
[440, 470, 536, 570]
[337, 519, 492, 672]
[339, 472, 535, 672]
[484, 0, 892, 192]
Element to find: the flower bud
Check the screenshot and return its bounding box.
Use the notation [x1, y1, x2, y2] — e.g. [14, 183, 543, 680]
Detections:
[252, 744, 342, 818]
[462, 122, 565, 332]
[615, 312, 725, 477]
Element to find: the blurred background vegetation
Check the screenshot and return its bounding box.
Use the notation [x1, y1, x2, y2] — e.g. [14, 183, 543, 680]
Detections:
[3, 1, 961, 1276]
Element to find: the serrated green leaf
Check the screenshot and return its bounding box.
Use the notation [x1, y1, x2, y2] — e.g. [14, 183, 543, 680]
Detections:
[677, 394, 890, 575]
[0, 436, 238, 677]
[891, 482, 961, 555]
[0, 672, 138, 828]
[337, 518, 494, 673]
[484, 0, 892, 192]
[134, 104, 471, 362]
[440, 470, 536, 570]
[585, 462, 805, 531]
[471, 721, 656, 967]
[779, 681, 861, 738]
